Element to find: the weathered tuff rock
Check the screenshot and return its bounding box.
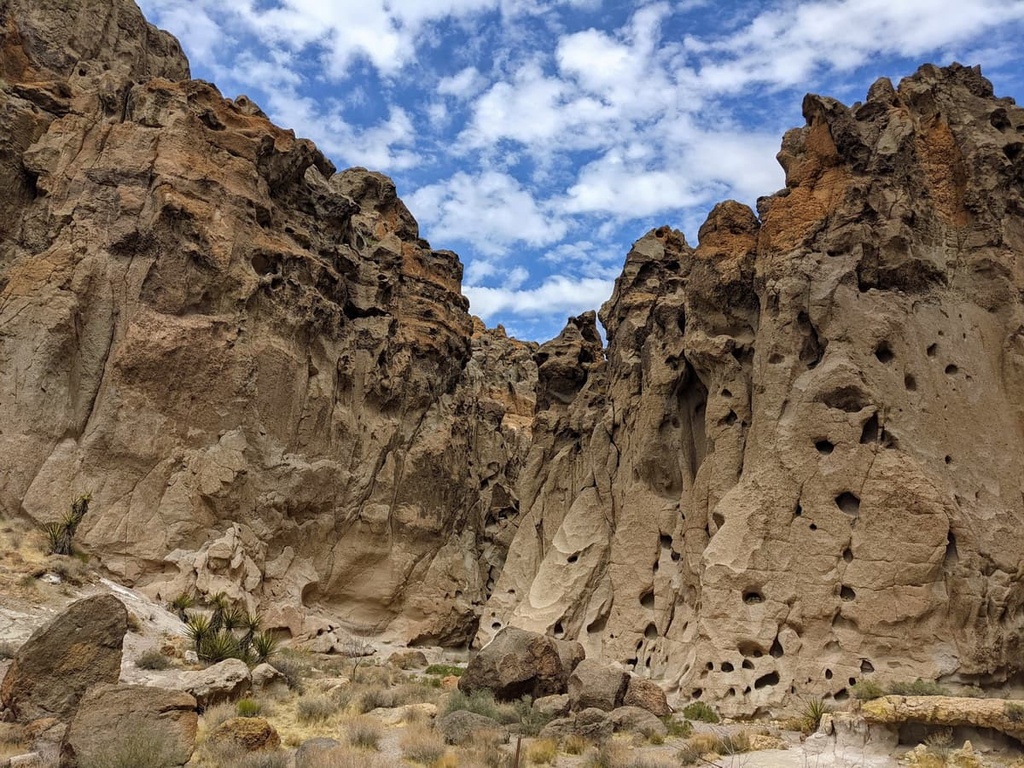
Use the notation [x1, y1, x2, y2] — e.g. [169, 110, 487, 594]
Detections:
[61, 685, 198, 768]
[0, 595, 126, 721]
[458, 627, 582, 700]
[4, 0, 1024, 720]
[862, 695, 1024, 743]
[208, 717, 280, 753]
[0, 0, 535, 646]
[479, 62, 1024, 714]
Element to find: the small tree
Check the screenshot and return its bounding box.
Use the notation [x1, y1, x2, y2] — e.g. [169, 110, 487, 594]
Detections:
[44, 493, 90, 556]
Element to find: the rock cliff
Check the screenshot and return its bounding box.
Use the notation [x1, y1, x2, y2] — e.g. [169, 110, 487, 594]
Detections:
[0, 0, 536, 647]
[3, 0, 1024, 715]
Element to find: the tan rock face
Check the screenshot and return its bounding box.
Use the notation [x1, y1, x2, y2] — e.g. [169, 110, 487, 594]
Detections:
[3, 0, 1024, 716]
[481, 64, 1024, 714]
[0, 0, 535, 646]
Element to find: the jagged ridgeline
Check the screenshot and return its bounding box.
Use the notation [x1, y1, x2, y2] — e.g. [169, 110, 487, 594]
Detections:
[3, 0, 1024, 714]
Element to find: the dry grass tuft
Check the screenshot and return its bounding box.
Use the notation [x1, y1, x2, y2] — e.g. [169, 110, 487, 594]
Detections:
[345, 716, 382, 750]
[526, 737, 559, 764]
[400, 724, 447, 764]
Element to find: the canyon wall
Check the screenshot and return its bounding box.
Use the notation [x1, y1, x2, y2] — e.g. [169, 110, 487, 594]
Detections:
[3, 0, 1024, 713]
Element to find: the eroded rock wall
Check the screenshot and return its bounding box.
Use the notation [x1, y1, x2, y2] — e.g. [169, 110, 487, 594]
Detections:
[0, 0, 536, 646]
[482, 64, 1024, 713]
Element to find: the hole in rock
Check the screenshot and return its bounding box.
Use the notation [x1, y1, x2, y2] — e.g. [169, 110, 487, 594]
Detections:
[660, 534, 673, 548]
[743, 686, 751, 695]
[721, 662, 735, 673]
[636, 639, 643, 650]
[640, 590, 655, 609]
[875, 343, 894, 363]
[991, 108, 1011, 130]
[945, 364, 959, 375]
[815, 439, 835, 455]
[567, 554, 579, 564]
[586, 614, 608, 634]
[945, 531, 959, 567]
[825, 669, 834, 680]
[769, 353, 785, 364]
[554, 622, 565, 638]
[849, 677, 857, 687]
[809, 523, 818, 531]
[645, 623, 658, 640]
[723, 411, 738, 426]
[836, 492, 861, 516]
[626, 657, 638, 667]
[491, 622, 501, 630]
[653, 560, 659, 573]
[843, 548, 853, 563]
[742, 590, 764, 605]
[722, 389, 732, 398]
[738, 641, 763, 657]
[726, 688, 736, 697]
[770, 638, 784, 658]
[712, 512, 725, 529]
[819, 385, 868, 413]
[927, 343, 938, 357]
[840, 585, 856, 601]
[945, 455, 952, 465]
[755, 671, 780, 689]
[860, 414, 879, 444]
[1005, 142, 1024, 161]
[706, 662, 715, 671]
[905, 374, 917, 391]
[794, 504, 803, 517]
[861, 659, 875, 673]
[834, 689, 849, 701]
[671, 551, 681, 562]
[692, 688, 703, 699]
[742, 660, 754, 670]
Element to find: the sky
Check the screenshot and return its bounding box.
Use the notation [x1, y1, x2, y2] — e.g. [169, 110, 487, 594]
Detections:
[137, 0, 1024, 342]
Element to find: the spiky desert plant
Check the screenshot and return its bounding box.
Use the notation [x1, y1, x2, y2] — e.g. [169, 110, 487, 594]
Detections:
[185, 612, 213, 650]
[251, 631, 279, 664]
[208, 592, 232, 632]
[45, 493, 91, 555]
[801, 697, 832, 732]
[198, 630, 242, 663]
[169, 591, 195, 622]
[220, 605, 245, 632]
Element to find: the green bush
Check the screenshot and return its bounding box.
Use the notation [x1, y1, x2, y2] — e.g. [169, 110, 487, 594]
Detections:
[662, 716, 692, 738]
[296, 695, 340, 723]
[135, 650, 171, 670]
[851, 679, 886, 700]
[888, 679, 948, 697]
[44, 494, 90, 556]
[169, 592, 195, 621]
[681, 701, 719, 723]
[236, 698, 262, 717]
[424, 663, 465, 677]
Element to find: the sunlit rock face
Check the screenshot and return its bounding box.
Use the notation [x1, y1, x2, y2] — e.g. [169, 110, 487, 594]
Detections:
[0, 0, 537, 647]
[480, 64, 1024, 714]
[4, 0, 1024, 713]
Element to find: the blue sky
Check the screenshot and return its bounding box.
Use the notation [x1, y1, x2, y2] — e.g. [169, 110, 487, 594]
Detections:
[137, 0, 1024, 342]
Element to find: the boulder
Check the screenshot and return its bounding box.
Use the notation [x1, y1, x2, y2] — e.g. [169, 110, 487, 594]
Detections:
[459, 627, 567, 700]
[250, 663, 287, 695]
[533, 694, 570, 718]
[551, 638, 586, 679]
[608, 706, 667, 738]
[208, 717, 280, 752]
[389, 650, 429, 669]
[861, 696, 1024, 744]
[568, 659, 628, 712]
[623, 677, 671, 717]
[176, 659, 251, 708]
[60, 684, 197, 768]
[0, 596, 127, 721]
[436, 711, 508, 745]
[540, 707, 613, 742]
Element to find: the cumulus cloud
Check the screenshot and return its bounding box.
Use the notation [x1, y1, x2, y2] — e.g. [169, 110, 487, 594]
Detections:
[465, 275, 614, 321]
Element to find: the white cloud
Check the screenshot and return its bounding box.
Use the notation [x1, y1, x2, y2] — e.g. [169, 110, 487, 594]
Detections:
[465, 275, 614, 320]
[408, 171, 568, 255]
[438, 67, 488, 99]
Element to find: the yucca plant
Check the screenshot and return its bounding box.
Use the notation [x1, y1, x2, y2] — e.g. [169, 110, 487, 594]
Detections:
[208, 592, 231, 632]
[250, 631, 279, 664]
[199, 630, 242, 663]
[220, 605, 245, 632]
[44, 494, 91, 555]
[801, 697, 832, 732]
[184, 612, 212, 648]
[169, 591, 195, 622]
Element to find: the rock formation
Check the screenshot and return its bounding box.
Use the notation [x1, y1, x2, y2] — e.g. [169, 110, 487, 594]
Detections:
[3, 0, 1024, 717]
[481, 64, 1024, 714]
[0, 0, 535, 647]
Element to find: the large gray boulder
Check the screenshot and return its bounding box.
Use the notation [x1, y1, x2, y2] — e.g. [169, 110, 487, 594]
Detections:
[567, 659, 628, 712]
[0, 595, 127, 721]
[60, 684, 197, 768]
[459, 627, 571, 700]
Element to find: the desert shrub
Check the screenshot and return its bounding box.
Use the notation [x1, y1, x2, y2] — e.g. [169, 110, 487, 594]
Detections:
[169, 591, 195, 621]
[203, 741, 289, 768]
[1005, 702, 1024, 722]
[136, 649, 171, 670]
[923, 728, 954, 762]
[295, 743, 393, 768]
[425, 663, 465, 677]
[526, 738, 558, 764]
[357, 683, 395, 712]
[236, 698, 262, 717]
[270, 652, 308, 692]
[297, 694, 340, 723]
[681, 701, 719, 723]
[445, 688, 505, 721]
[661, 716, 692, 738]
[77, 728, 173, 768]
[889, 679, 948, 697]
[459, 729, 512, 768]
[677, 731, 750, 765]
[851, 679, 886, 700]
[563, 734, 588, 754]
[400, 724, 446, 764]
[801, 697, 831, 732]
[44, 494, 90, 556]
[347, 716, 382, 750]
[202, 702, 237, 731]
